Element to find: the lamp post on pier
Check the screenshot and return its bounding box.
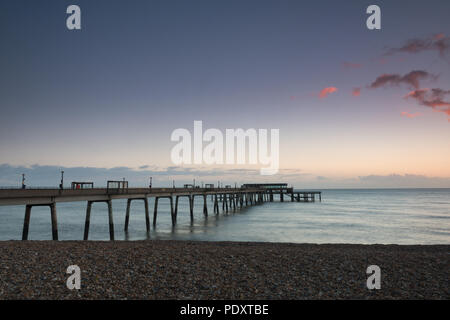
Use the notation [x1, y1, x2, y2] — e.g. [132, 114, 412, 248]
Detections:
[59, 170, 64, 190]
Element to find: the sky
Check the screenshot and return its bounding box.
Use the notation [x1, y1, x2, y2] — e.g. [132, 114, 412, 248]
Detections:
[0, 0, 449, 188]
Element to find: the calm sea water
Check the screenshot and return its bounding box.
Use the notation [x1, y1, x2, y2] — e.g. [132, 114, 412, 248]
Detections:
[0, 189, 448, 244]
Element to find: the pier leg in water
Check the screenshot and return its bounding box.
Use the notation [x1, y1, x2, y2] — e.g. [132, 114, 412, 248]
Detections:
[50, 203, 58, 240]
[22, 205, 32, 240]
[107, 200, 114, 240]
[175, 196, 179, 220]
[222, 194, 225, 212]
[144, 198, 150, 231]
[214, 194, 219, 214]
[225, 194, 229, 213]
[83, 201, 92, 240]
[124, 199, 132, 231]
[153, 197, 159, 227]
[124, 198, 150, 231]
[203, 194, 208, 217]
[170, 196, 176, 226]
[22, 203, 58, 240]
[189, 196, 194, 222]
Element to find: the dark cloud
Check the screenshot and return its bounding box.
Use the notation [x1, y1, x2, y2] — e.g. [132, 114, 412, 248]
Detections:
[369, 70, 436, 90]
[405, 88, 450, 120]
[385, 34, 450, 59]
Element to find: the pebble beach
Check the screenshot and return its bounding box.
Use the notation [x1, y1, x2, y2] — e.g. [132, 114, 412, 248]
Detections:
[0, 241, 448, 299]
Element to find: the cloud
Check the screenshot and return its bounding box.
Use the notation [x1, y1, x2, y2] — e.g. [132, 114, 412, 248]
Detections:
[352, 88, 361, 97]
[369, 70, 436, 90]
[343, 62, 362, 69]
[400, 111, 421, 118]
[319, 87, 338, 98]
[404, 88, 450, 120]
[385, 34, 450, 59]
[358, 174, 450, 188]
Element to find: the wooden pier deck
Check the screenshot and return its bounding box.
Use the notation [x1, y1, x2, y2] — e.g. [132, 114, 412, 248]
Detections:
[0, 185, 321, 241]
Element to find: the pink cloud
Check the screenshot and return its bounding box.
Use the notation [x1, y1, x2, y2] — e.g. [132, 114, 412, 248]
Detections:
[343, 62, 362, 69]
[385, 34, 450, 59]
[352, 88, 361, 97]
[369, 70, 436, 90]
[404, 88, 450, 120]
[401, 111, 421, 118]
[319, 87, 338, 98]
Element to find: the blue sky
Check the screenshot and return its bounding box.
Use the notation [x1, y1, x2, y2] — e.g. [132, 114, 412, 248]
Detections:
[0, 0, 449, 187]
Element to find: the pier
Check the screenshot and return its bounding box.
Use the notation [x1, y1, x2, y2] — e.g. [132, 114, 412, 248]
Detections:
[0, 183, 321, 240]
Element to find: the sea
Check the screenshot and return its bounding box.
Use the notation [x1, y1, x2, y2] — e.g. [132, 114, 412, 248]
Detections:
[0, 188, 448, 244]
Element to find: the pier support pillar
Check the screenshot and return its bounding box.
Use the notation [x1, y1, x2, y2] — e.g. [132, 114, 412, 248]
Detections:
[153, 197, 159, 227]
[189, 196, 194, 221]
[225, 194, 229, 213]
[124, 198, 150, 232]
[50, 203, 58, 240]
[170, 196, 175, 226]
[107, 200, 114, 240]
[84, 200, 114, 241]
[22, 203, 58, 241]
[203, 194, 208, 217]
[22, 205, 31, 240]
[214, 194, 219, 214]
[174, 196, 179, 220]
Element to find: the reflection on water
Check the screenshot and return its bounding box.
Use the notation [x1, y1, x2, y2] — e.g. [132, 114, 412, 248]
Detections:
[0, 189, 448, 244]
